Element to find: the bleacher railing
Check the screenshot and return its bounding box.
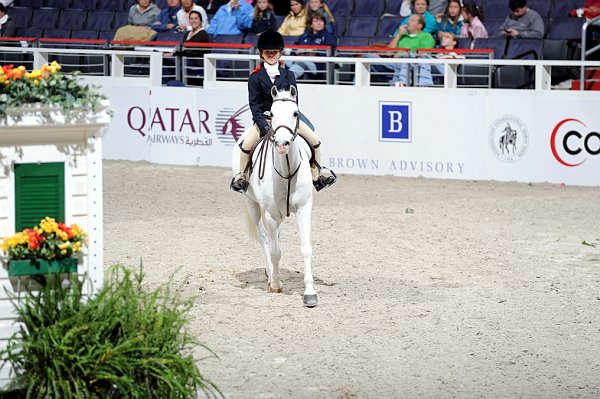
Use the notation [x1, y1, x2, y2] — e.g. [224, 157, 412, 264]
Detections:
[1, 41, 600, 90]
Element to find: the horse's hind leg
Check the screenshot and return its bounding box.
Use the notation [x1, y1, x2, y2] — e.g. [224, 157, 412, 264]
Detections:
[263, 212, 283, 293]
[245, 199, 273, 281]
[296, 204, 317, 307]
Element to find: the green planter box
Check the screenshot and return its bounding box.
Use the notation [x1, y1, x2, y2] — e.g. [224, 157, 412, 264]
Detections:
[8, 258, 78, 276]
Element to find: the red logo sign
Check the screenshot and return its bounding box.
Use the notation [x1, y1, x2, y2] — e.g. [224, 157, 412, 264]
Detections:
[551, 118, 600, 167]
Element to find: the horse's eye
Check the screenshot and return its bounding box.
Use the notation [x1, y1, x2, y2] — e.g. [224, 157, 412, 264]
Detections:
[293, 112, 298, 117]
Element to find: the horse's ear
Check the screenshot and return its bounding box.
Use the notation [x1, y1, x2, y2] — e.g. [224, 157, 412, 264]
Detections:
[290, 85, 297, 101]
[271, 85, 279, 99]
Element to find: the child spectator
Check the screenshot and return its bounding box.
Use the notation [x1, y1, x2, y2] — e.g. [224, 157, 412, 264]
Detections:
[499, 0, 544, 39]
[287, 12, 336, 79]
[250, 0, 278, 34]
[0, 4, 17, 37]
[400, 0, 438, 35]
[152, 0, 181, 33]
[177, 0, 209, 32]
[435, 0, 463, 37]
[278, 0, 307, 36]
[460, 2, 487, 39]
[305, 0, 334, 33]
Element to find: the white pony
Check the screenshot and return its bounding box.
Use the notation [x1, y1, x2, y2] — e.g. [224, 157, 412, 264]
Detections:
[231, 85, 318, 307]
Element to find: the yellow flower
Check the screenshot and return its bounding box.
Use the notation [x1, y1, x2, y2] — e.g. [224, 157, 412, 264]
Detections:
[58, 242, 70, 250]
[59, 231, 68, 241]
[73, 242, 82, 252]
[33, 79, 40, 86]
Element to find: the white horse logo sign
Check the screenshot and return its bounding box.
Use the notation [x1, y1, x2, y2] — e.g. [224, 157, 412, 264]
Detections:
[489, 115, 529, 163]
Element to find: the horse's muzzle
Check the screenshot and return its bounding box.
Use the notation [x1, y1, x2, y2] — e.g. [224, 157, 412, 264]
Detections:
[275, 141, 290, 155]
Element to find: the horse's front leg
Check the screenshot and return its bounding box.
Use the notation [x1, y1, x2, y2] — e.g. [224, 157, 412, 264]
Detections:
[245, 199, 273, 280]
[296, 203, 317, 307]
[264, 211, 283, 293]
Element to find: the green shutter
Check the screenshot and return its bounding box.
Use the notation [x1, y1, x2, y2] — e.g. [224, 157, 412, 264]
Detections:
[14, 163, 65, 231]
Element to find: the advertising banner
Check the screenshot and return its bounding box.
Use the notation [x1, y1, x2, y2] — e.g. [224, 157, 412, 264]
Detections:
[103, 83, 600, 186]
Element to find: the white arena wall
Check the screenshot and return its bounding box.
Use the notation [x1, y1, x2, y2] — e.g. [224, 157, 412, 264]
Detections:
[99, 82, 600, 186]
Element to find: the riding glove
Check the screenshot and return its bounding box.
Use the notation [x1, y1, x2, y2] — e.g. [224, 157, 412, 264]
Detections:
[260, 125, 273, 138]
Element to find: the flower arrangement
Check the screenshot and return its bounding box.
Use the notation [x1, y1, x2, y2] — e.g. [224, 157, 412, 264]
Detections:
[0, 62, 107, 117]
[1, 217, 87, 261]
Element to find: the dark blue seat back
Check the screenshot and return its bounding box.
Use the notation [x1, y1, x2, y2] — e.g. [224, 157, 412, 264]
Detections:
[484, 18, 507, 38]
[457, 37, 472, 49]
[384, 0, 403, 15]
[378, 16, 402, 37]
[548, 18, 584, 40]
[15, 0, 43, 7]
[484, 0, 507, 19]
[43, 29, 72, 39]
[346, 17, 378, 37]
[213, 34, 244, 44]
[156, 32, 185, 42]
[353, 0, 384, 16]
[114, 11, 129, 29]
[32, 8, 61, 29]
[527, 0, 552, 18]
[16, 27, 43, 38]
[552, 0, 581, 18]
[472, 37, 507, 58]
[72, 0, 97, 10]
[328, 0, 353, 17]
[333, 16, 347, 37]
[7, 7, 32, 28]
[99, 0, 125, 11]
[338, 37, 369, 47]
[59, 9, 87, 30]
[53, 0, 73, 8]
[87, 11, 115, 31]
[99, 30, 115, 41]
[71, 30, 100, 39]
[505, 38, 543, 59]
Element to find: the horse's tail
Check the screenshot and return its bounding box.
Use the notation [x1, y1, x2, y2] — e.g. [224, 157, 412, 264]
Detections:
[244, 207, 258, 242]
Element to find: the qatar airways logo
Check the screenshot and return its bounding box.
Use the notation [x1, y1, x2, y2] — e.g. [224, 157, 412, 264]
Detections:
[551, 118, 600, 167]
[215, 104, 251, 146]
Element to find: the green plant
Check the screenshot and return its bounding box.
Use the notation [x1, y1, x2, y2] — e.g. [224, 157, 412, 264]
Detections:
[0, 265, 222, 398]
[0, 62, 107, 117]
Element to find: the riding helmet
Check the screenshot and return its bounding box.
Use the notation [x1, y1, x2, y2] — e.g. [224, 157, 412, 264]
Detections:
[257, 30, 285, 51]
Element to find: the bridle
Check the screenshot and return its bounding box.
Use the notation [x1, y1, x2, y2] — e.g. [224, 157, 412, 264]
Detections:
[265, 97, 302, 217]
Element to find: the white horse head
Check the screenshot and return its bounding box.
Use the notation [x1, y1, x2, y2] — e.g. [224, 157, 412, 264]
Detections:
[270, 85, 299, 156]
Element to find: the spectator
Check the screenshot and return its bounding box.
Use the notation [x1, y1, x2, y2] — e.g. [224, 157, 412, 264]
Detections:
[305, 0, 334, 33]
[400, 0, 438, 35]
[114, 0, 161, 41]
[569, 0, 600, 21]
[428, 0, 448, 15]
[435, 0, 463, 37]
[197, 0, 228, 15]
[499, 0, 544, 39]
[177, 0, 209, 32]
[420, 31, 465, 84]
[182, 10, 211, 84]
[389, 13, 436, 86]
[250, 0, 278, 34]
[460, 2, 487, 39]
[278, 0, 307, 36]
[287, 12, 336, 79]
[0, 4, 17, 38]
[206, 0, 253, 35]
[152, 0, 181, 33]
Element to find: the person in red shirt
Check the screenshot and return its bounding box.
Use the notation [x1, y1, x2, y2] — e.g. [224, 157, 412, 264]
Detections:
[570, 0, 600, 20]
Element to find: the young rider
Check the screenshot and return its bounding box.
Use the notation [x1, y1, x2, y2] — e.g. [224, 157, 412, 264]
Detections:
[230, 29, 337, 193]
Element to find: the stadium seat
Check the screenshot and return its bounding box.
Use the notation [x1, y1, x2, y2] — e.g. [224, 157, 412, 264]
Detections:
[483, 18, 506, 38]
[505, 38, 543, 59]
[31, 8, 60, 30]
[526, 0, 552, 18]
[213, 34, 244, 44]
[7, 7, 32, 28]
[345, 17, 378, 38]
[552, 0, 581, 18]
[52, 0, 73, 8]
[548, 18, 584, 40]
[98, 0, 125, 11]
[59, 9, 88, 30]
[333, 16, 347, 37]
[370, 36, 392, 45]
[114, 11, 129, 29]
[283, 35, 300, 46]
[338, 37, 369, 47]
[15, 27, 43, 38]
[42, 29, 71, 38]
[472, 38, 507, 58]
[156, 32, 185, 42]
[86, 11, 115, 31]
[484, 0, 507, 20]
[72, 0, 97, 9]
[99, 30, 115, 41]
[384, 0, 403, 15]
[352, 0, 384, 17]
[494, 39, 542, 89]
[328, 0, 353, 17]
[15, 0, 43, 7]
[71, 30, 100, 39]
[377, 16, 402, 37]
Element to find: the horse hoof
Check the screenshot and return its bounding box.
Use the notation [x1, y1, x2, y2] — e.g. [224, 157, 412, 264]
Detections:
[268, 283, 283, 293]
[303, 294, 318, 307]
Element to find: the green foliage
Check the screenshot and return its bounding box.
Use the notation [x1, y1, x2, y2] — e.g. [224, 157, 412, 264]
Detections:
[0, 265, 222, 399]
